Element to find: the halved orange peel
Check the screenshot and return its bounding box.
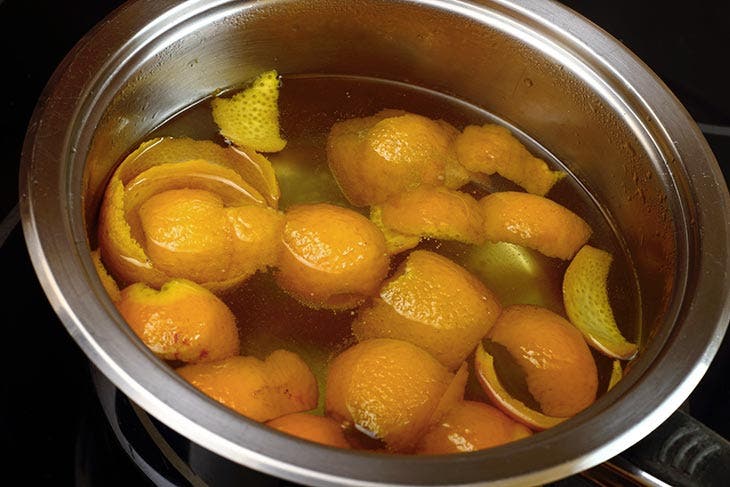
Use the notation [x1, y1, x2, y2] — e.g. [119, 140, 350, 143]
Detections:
[211, 69, 287, 153]
[326, 109, 468, 207]
[474, 342, 565, 431]
[563, 245, 638, 360]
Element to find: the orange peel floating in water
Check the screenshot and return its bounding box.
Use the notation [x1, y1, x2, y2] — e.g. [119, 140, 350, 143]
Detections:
[352, 250, 502, 370]
[97, 137, 282, 292]
[563, 245, 639, 360]
[371, 185, 486, 254]
[416, 400, 532, 454]
[479, 191, 592, 260]
[116, 279, 239, 364]
[326, 109, 469, 207]
[324, 338, 458, 453]
[136, 188, 283, 292]
[266, 412, 352, 449]
[177, 349, 318, 423]
[487, 305, 598, 418]
[211, 69, 287, 153]
[369, 205, 421, 255]
[275, 203, 389, 310]
[455, 123, 565, 196]
[474, 342, 566, 431]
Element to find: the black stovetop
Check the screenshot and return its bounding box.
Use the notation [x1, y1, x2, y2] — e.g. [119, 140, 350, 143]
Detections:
[2, 1, 728, 486]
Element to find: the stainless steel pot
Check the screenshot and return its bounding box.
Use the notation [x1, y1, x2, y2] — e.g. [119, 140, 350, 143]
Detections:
[19, 0, 730, 485]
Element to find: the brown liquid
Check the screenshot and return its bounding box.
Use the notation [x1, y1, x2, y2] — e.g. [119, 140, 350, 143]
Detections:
[131, 74, 641, 413]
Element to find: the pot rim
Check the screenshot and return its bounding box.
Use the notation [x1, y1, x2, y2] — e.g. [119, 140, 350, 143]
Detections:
[19, 0, 730, 485]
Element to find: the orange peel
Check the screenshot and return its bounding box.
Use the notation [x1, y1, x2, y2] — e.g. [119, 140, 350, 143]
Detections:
[266, 412, 352, 449]
[563, 245, 639, 360]
[211, 69, 287, 153]
[276, 203, 389, 310]
[116, 278, 240, 364]
[479, 191, 592, 260]
[177, 349, 318, 422]
[455, 123, 565, 196]
[324, 338, 456, 453]
[326, 109, 468, 207]
[369, 205, 421, 255]
[371, 185, 485, 253]
[416, 400, 532, 454]
[97, 137, 282, 292]
[474, 343, 565, 431]
[352, 250, 501, 370]
[488, 305, 598, 418]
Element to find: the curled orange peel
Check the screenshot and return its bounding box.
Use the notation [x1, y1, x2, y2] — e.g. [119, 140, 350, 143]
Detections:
[455, 123, 565, 196]
[97, 136, 281, 291]
[474, 342, 565, 431]
[371, 186, 486, 254]
[211, 69, 287, 153]
[563, 245, 639, 360]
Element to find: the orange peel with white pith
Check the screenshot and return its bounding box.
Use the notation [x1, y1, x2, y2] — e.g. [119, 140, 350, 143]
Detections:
[563, 245, 639, 360]
[474, 343, 565, 431]
[211, 69, 287, 153]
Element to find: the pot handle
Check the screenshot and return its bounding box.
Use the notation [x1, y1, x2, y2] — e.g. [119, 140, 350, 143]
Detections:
[582, 409, 730, 486]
